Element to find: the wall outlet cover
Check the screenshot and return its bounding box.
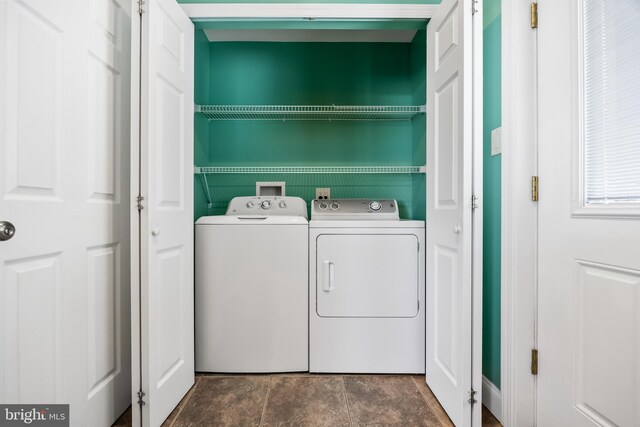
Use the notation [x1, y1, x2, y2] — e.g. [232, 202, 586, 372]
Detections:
[315, 188, 330, 199]
[491, 127, 502, 156]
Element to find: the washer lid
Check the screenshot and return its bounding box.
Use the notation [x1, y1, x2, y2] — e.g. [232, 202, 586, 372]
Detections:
[196, 215, 308, 225]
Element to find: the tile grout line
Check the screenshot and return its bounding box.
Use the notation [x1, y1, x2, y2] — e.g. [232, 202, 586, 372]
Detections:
[168, 375, 202, 427]
[341, 376, 354, 427]
[411, 376, 447, 427]
[258, 375, 273, 427]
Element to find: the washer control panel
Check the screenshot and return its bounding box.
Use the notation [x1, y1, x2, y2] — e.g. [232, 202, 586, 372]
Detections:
[226, 196, 307, 218]
[311, 199, 399, 220]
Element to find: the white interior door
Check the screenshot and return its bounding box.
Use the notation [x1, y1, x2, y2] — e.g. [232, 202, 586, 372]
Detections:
[131, 0, 194, 425]
[537, 1, 640, 425]
[0, 1, 131, 425]
[425, 0, 478, 425]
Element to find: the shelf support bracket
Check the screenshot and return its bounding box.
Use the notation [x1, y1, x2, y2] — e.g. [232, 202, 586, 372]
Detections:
[199, 172, 213, 209]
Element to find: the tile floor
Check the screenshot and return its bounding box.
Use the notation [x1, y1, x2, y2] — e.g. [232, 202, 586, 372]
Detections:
[113, 374, 501, 427]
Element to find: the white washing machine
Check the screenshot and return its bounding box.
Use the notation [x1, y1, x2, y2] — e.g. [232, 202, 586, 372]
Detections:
[195, 196, 308, 372]
[309, 199, 425, 373]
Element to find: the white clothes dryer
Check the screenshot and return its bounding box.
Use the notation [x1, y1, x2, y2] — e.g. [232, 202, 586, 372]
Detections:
[309, 199, 425, 373]
[195, 196, 308, 373]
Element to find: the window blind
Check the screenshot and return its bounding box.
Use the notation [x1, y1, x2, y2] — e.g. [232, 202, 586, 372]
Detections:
[583, 0, 640, 204]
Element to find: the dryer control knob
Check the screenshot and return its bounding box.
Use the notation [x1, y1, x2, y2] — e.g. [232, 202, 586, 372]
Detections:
[318, 202, 328, 210]
[261, 200, 271, 210]
[369, 201, 382, 211]
[246, 202, 254, 208]
[330, 202, 340, 210]
[279, 201, 287, 209]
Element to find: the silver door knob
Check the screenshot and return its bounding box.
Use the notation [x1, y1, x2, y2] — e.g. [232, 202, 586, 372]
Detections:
[0, 221, 16, 241]
[151, 227, 160, 236]
[453, 225, 462, 234]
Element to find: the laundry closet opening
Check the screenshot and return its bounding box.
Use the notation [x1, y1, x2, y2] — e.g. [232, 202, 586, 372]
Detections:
[191, 20, 428, 222]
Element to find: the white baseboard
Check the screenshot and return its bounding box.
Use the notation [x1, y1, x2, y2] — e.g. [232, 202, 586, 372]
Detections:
[482, 376, 502, 423]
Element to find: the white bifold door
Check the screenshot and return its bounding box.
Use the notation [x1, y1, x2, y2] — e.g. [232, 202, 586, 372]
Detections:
[0, 1, 132, 426]
[426, 0, 480, 426]
[131, 0, 194, 426]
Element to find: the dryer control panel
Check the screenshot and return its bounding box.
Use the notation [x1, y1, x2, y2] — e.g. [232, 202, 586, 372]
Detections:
[311, 199, 399, 220]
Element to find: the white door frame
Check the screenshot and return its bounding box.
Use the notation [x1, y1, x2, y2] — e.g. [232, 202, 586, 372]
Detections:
[501, 0, 537, 426]
[182, 4, 483, 426]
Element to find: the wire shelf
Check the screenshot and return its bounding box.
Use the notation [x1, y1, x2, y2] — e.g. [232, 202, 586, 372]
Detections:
[194, 166, 426, 174]
[194, 104, 426, 121]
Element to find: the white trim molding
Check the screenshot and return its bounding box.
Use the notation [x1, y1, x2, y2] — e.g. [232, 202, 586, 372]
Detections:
[180, 3, 438, 19]
[482, 376, 503, 423]
[501, 0, 538, 426]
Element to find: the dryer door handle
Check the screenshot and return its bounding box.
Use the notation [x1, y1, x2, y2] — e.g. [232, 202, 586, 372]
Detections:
[323, 261, 335, 292]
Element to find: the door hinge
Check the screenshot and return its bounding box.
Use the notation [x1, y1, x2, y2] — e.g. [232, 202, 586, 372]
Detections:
[471, 194, 479, 210]
[467, 389, 478, 405]
[472, 0, 479, 15]
[531, 348, 539, 375]
[137, 389, 146, 407]
[531, 176, 539, 202]
[137, 0, 145, 15]
[136, 195, 145, 211]
[531, 2, 538, 29]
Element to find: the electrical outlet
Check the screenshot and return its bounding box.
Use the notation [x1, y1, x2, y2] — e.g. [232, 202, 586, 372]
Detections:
[316, 188, 330, 199]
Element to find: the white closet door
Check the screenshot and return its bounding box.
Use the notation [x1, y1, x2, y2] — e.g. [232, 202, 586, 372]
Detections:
[131, 0, 194, 425]
[425, 0, 477, 425]
[0, 0, 131, 425]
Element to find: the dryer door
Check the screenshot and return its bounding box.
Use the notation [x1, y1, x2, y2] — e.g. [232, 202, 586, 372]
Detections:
[316, 234, 419, 317]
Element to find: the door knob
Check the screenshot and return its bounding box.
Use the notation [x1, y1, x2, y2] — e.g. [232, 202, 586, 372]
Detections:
[151, 228, 160, 236]
[453, 225, 461, 234]
[0, 221, 16, 241]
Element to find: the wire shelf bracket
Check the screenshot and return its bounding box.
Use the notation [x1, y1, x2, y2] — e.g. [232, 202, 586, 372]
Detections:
[195, 166, 213, 208]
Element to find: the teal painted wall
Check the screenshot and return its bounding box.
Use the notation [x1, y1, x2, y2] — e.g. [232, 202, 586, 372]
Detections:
[483, 0, 501, 388]
[195, 30, 427, 219]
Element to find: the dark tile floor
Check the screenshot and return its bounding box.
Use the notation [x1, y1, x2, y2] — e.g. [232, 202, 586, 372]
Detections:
[114, 374, 501, 427]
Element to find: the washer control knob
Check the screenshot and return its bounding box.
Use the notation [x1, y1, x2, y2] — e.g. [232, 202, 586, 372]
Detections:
[330, 202, 340, 210]
[318, 202, 328, 210]
[246, 202, 254, 208]
[260, 200, 271, 210]
[369, 201, 382, 211]
[279, 201, 287, 209]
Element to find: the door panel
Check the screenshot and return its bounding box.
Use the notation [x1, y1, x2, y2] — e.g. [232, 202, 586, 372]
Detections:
[434, 77, 459, 208]
[156, 77, 184, 209]
[86, 244, 120, 399]
[133, 0, 194, 425]
[434, 244, 458, 384]
[574, 262, 639, 426]
[0, 1, 132, 425]
[3, 1, 63, 201]
[537, 1, 640, 425]
[316, 234, 419, 318]
[4, 253, 62, 402]
[425, 0, 474, 425]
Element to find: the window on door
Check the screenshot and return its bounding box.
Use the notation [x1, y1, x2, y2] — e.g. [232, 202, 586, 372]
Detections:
[582, 0, 640, 206]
